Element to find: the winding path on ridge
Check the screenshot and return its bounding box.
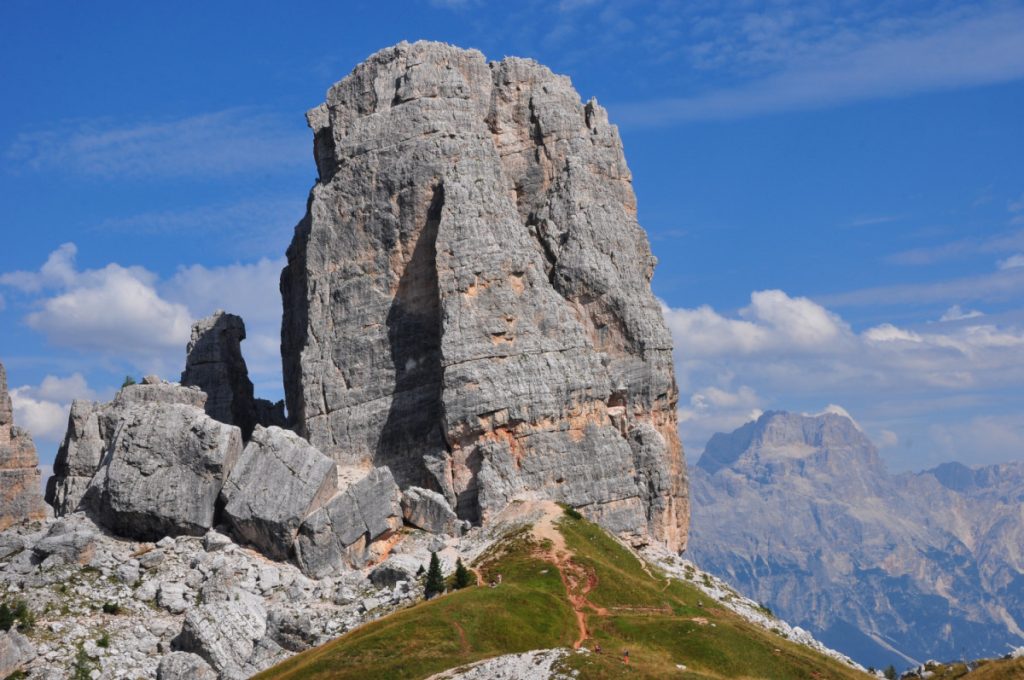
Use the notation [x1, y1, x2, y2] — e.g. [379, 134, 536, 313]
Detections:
[530, 502, 608, 649]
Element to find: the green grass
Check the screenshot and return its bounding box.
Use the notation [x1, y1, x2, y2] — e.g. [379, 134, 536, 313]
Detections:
[258, 510, 872, 680]
[256, 530, 577, 679]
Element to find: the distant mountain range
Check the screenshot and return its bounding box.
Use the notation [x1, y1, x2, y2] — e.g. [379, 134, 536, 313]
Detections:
[687, 410, 1024, 669]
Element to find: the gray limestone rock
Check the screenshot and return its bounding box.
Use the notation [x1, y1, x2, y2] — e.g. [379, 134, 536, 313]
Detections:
[46, 381, 208, 515]
[0, 629, 35, 679]
[279, 41, 688, 551]
[181, 311, 285, 440]
[84, 401, 242, 540]
[294, 467, 402, 577]
[401, 486, 460, 535]
[221, 425, 338, 559]
[176, 592, 268, 678]
[32, 514, 98, 565]
[0, 361, 47, 530]
[157, 651, 217, 680]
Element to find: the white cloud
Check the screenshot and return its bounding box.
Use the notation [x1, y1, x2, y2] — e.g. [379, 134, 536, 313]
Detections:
[25, 262, 193, 360]
[940, 305, 984, 322]
[6, 108, 307, 179]
[999, 254, 1024, 270]
[819, 266, 1024, 307]
[665, 289, 1024, 461]
[9, 388, 68, 443]
[877, 429, 899, 448]
[616, 6, 1024, 125]
[928, 414, 1024, 467]
[1, 244, 286, 397]
[8, 372, 101, 452]
[0, 242, 79, 293]
[661, 289, 850, 359]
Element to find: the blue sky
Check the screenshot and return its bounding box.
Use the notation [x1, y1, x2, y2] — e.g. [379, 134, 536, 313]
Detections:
[1, 0, 1022, 472]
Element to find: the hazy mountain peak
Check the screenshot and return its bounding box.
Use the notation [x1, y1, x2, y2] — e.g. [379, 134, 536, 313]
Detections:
[696, 408, 878, 476]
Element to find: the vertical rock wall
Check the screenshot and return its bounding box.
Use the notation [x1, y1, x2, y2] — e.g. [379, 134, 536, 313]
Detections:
[0, 361, 46, 530]
[281, 41, 688, 550]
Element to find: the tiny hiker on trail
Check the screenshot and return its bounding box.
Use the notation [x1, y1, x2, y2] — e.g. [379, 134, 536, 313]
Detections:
[623, 649, 630, 664]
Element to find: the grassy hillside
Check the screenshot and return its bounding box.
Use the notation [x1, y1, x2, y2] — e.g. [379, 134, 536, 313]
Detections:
[257, 505, 873, 679]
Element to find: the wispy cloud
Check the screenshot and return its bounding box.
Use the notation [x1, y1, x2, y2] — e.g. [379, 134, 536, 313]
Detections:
[6, 108, 308, 179]
[885, 229, 1024, 266]
[663, 289, 1024, 461]
[615, 6, 1024, 125]
[820, 266, 1024, 307]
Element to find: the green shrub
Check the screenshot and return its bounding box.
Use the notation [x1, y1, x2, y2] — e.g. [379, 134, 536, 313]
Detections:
[562, 505, 583, 520]
[102, 602, 121, 615]
[453, 558, 472, 590]
[425, 552, 445, 598]
[96, 631, 110, 648]
[121, 375, 137, 388]
[0, 599, 34, 632]
[71, 644, 94, 680]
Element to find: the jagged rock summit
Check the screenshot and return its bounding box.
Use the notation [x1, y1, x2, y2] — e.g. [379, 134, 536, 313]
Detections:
[281, 41, 688, 551]
[0, 361, 47, 531]
[181, 311, 285, 440]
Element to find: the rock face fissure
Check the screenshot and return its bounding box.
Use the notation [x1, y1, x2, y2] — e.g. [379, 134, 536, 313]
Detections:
[280, 41, 688, 551]
[0, 361, 47, 531]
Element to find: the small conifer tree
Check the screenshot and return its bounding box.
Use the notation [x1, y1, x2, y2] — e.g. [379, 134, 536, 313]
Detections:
[425, 551, 444, 598]
[121, 375, 137, 388]
[453, 557, 472, 589]
[883, 665, 897, 680]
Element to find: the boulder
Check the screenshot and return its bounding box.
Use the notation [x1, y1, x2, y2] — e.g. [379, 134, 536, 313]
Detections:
[32, 514, 98, 565]
[0, 629, 35, 679]
[221, 426, 338, 559]
[294, 467, 402, 577]
[0, 360, 47, 530]
[176, 592, 268, 679]
[157, 651, 217, 680]
[401, 486, 461, 535]
[279, 41, 688, 551]
[180, 311, 285, 440]
[85, 402, 242, 540]
[46, 381, 208, 515]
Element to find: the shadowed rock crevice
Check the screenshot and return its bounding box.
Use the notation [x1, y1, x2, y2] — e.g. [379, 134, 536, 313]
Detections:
[375, 183, 447, 490]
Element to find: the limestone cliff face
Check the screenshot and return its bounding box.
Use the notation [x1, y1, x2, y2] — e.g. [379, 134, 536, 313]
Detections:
[281, 41, 688, 550]
[0, 361, 46, 530]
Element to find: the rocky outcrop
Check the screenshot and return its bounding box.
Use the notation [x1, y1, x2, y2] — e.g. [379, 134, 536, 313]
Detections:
[401, 486, 461, 536]
[688, 409, 1024, 669]
[0, 629, 35, 679]
[221, 426, 338, 559]
[46, 381, 209, 515]
[280, 41, 688, 551]
[157, 652, 217, 680]
[181, 311, 285, 440]
[0, 361, 46, 531]
[295, 467, 403, 578]
[84, 399, 242, 540]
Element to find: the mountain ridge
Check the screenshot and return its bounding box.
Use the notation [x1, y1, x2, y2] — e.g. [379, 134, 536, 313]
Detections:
[688, 409, 1024, 669]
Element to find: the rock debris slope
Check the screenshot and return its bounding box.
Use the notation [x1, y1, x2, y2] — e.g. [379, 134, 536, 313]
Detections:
[281, 41, 688, 550]
[0, 361, 46, 531]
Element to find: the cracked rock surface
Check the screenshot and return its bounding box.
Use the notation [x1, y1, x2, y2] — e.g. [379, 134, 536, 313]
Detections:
[281, 40, 688, 551]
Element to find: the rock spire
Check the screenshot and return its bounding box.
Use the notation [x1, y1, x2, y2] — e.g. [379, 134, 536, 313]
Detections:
[280, 41, 688, 550]
[0, 361, 47, 530]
